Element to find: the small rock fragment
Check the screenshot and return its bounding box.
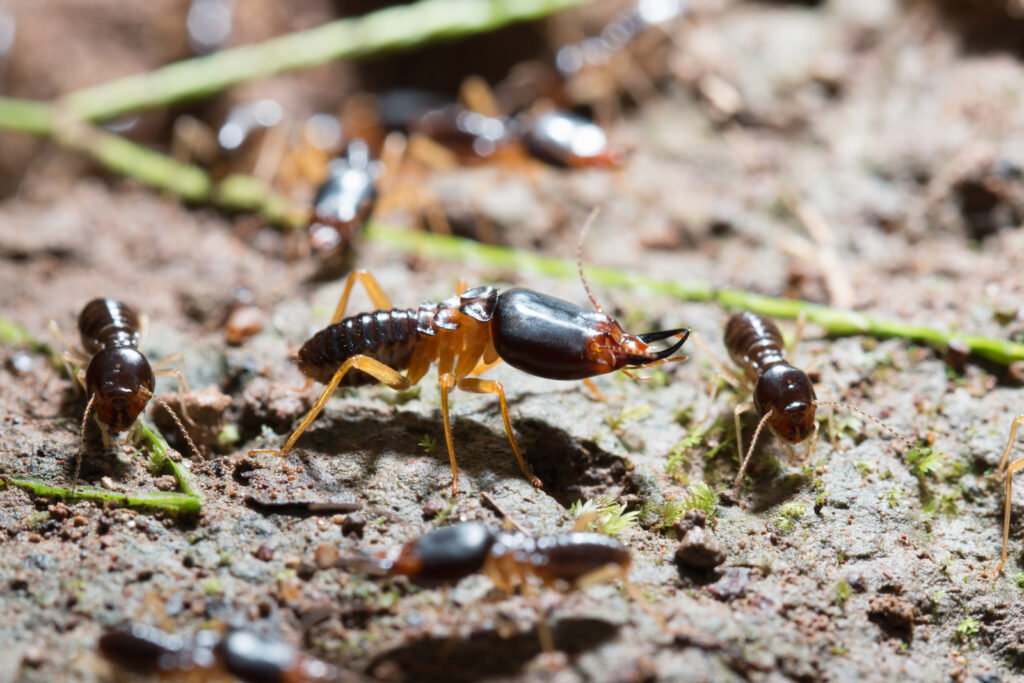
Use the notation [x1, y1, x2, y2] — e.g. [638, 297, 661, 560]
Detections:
[867, 594, 915, 637]
[674, 510, 726, 570]
[7, 351, 35, 376]
[341, 513, 366, 538]
[422, 499, 444, 520]
[224, 305, 264, 345]
[21, 644, 44, 667]
[944, 338, 970, 373]
[705, 568, 750, 601]
[154, 475, 177, 491]
[255, 544, 274, 562]
[314, 542, 339, 569]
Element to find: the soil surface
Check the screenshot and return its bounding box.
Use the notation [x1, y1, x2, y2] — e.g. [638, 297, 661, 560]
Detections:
[3, 1, 1024, 681]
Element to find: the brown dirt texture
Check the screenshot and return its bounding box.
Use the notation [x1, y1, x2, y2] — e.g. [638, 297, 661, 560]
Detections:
[3, 0, 1024, 681]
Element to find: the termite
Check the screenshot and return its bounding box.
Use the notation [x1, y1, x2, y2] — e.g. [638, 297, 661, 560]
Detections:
[721, 311, 918, 483]
[306, 139, 380, 258]
[49, 298, 198, 487]
[378, 521, 631, 590]
[99, 625, 344, 682]
[521, 109, 625, 168]
[989, 414, 1024, 575]
[257, 218, 689, 493]
[365, 521, 634, 652]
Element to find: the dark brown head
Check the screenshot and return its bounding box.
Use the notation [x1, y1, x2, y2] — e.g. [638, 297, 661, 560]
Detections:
[385, 522, 498, 586]
[491, 288, 689, 380]
[753, 364, 817, 443]
[85, 347, 155, 432]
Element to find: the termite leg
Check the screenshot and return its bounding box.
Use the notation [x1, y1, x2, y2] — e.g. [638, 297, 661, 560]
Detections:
[690, 332, 746, 422]
[805, 420, 820, 462]
[138, 313, 150, 352]
[72, 394, 97, 491]
[152, 352, 193, 424]
[438, 372, 460, 494]
[330, 269, 394, 324]
[458, 377, 542, 489]
[267, 355, 411, 456]
[786, 310, 807, 356]
[995, 415, 1024, 477]
[582, 378, 614, 402]
[992, 415, 1024, 575]
[47, 320, 89, 393]
[733, 400, 754, 467]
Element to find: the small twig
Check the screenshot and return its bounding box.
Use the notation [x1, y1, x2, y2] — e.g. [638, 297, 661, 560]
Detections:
[480, 491, 530, 534]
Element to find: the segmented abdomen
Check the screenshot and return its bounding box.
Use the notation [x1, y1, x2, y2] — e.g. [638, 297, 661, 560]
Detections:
[295, 308, 420, 386]
[532, 533, 631, 584]
[78, 298, 142, 354]
[724, 311, 787, 381]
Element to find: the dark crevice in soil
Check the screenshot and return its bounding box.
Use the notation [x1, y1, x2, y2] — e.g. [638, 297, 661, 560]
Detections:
[367, 617, 618, 682]
[516, 418, 637, 508]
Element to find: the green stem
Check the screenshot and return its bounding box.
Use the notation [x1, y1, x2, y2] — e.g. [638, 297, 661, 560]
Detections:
[0, 97, 53, 135]
[364, 223, 1024, 366]
[0, 320, 202, 514]
[0, 419, 201, 516]
[134, 420, 201, 500]
[2, 477, 201, 515]
[2, 420, 202, 516]
[60, 0, 592, 122]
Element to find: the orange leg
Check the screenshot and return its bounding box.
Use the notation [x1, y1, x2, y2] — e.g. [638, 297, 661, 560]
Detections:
[438, 372, 460, 493]
[330, 269, 394, 324]
[253, 355, 410, 457]
[458, 376, 542, 489]
[992, 415, 1024, 575]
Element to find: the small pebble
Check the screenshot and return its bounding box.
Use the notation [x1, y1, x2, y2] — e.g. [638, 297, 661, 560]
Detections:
[255, 544, 274, 562]
[225, 306, 264, 345]
[21, 644, 44, 667]
[676, 525, 726, 570]
[314, 542, 339, 569]
[154, 475, 177, 491]
[342, 513, 366, 538]
[7, 351, 35, 376]
[48, 503, 70, 521]
[422, 499, 444, 519]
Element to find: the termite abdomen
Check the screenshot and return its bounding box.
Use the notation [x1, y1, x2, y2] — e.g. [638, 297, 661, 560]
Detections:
[78, 297, 142, 353]
[295, 309, 420, 386]
[724, 311, 786, 379]
[533, 532, 631, 584]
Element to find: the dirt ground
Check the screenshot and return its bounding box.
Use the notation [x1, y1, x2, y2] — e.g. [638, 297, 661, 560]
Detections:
[3, 0, 1024, 681]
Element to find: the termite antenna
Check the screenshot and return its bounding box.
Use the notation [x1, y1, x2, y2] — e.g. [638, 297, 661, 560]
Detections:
[73, 394, 97, 492]
[814, 401, 918, 451]
[577, 207, 604, 314]
[144, 388, 202, 460]
[736, 409, 773, 484]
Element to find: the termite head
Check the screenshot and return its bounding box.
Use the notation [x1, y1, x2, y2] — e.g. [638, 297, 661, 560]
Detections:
[380, 522, 498, 586]
[85, 347, 155, 432]
[491, 288, 689, 380]
[753, 364, 817, 444]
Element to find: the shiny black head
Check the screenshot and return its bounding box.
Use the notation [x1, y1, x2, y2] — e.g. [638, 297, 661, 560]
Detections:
[85, 346, 156, 432]
[219, 631, 298, 682]
[753, 364, 817, 443]
[389, 522, 498, 585]
[491, 288, 689, 380]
